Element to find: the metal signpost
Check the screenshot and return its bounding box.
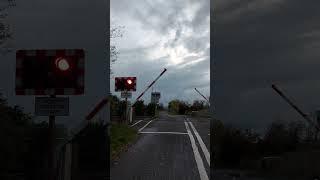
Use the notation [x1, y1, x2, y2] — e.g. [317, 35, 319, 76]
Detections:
[121, 91, 132, 122]
[16, 49, 85, 180]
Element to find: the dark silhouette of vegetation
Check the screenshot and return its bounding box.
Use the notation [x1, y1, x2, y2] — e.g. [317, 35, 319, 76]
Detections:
[74, 122, 108, 175]
[0, 94, 68, 180]
[212, 118, 314, 170]
[145, 103, 156, 116]
[109, 95, 128, 119]
[110, 95, 159, 118]
[134, 100, 145, 116]
[190, 100, 205, 111]
[168, 99, 207, 115]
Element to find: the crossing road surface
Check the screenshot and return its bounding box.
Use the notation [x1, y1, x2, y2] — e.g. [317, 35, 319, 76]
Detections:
[110, 111, 210, 180]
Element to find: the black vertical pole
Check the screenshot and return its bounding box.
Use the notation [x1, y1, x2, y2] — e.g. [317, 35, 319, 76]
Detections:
[125, 96, 128, 123]
[49, 95, 55, 180]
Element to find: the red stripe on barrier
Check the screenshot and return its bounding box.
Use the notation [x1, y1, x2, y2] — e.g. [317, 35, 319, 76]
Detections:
[86, 97, 109, 120]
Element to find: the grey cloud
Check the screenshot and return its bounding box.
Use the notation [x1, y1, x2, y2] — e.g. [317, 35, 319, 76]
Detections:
[184, 36, 209, 53]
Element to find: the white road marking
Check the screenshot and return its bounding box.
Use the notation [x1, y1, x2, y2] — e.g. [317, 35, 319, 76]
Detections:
[184, 122, 209, 180]
[138, 131, 188, 135]
[188, 120, 210, 166]
[138, 119, 154, 132]
[130, 120, 143, 127]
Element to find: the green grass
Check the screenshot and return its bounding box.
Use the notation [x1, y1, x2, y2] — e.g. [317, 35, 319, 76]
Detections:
[110, 123, 138, 160]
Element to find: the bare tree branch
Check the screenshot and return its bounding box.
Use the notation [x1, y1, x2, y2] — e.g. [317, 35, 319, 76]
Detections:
[110, 25, 124, 76]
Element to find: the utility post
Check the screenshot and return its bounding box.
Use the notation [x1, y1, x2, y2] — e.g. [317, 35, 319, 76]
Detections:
[125, 90, 128, 124]
[48, 95, 55, 180]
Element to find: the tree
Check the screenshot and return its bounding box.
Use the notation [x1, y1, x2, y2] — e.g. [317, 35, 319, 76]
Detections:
[117, 100, 127, 119]
[287, 120, 305, 145]
[178, 101, 189, 115]
[110, 95, 120, 116]
[134, 100, 145, 116]
[191, 100, 205, 111]
[168, 100, 180, 114]
[262, 120, 291, 155]
[145, 103, 156, 116]
[168, 100, 191, 115]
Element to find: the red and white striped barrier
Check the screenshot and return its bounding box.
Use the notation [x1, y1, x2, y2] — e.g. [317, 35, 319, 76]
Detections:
[132, 68, 167, 107]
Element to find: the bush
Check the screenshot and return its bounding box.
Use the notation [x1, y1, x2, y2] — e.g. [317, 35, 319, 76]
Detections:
[145, 103, 156, 116]
[134, 100, 145, 116]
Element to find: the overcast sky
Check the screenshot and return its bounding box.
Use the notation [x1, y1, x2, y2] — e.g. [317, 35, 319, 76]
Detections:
[110, 0, 210, 106]
[214, 0, 320, 133]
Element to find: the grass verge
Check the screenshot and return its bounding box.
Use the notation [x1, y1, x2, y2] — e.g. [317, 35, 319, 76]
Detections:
[110, 123, 138, 161]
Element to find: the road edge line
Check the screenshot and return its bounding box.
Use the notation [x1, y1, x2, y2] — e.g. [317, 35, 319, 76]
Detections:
[184, 121, 209, 180]
[130, 120, 143, 127]
[138, 131, 188, 135]
[188, 120, 210, 166]
[138, 119, 154, 132]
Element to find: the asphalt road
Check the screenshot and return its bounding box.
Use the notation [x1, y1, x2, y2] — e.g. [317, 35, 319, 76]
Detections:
[110, 111, 210, 180]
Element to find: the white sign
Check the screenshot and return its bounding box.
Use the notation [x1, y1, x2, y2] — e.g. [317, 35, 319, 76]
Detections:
[35, 97, 69, 116]
[121, 91, 132, 98]
[151, 92, 161, 104]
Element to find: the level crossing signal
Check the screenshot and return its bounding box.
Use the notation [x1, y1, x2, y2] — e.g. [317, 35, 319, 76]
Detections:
[115, 77, 136, 92]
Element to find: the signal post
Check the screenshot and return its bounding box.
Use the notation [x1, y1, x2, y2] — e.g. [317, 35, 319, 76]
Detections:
[115, 77, 136, 124]
[15, 49, 85, 180]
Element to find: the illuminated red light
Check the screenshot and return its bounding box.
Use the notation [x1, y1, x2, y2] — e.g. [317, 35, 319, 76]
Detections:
[55, 57, 70, 71]
[127, 79, 133, 85]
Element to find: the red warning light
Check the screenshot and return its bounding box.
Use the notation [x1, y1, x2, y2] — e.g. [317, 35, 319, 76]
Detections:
[55, 57, 70, 71]
[127, 79, 133, 85]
